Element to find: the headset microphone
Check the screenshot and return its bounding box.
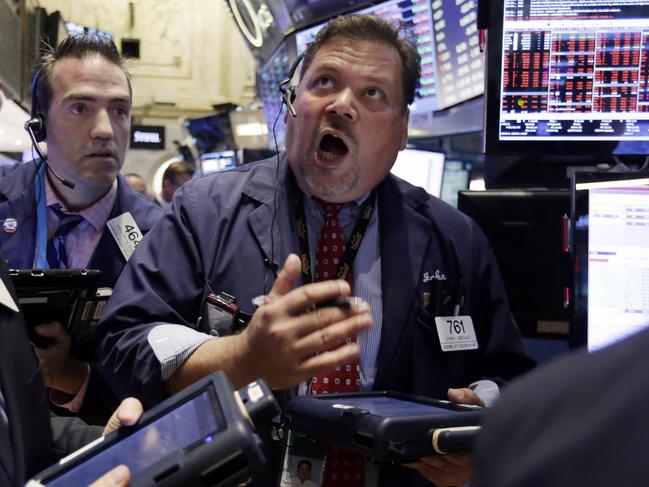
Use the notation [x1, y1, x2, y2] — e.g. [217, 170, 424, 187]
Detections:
[278, 53, 304, 119]
[24, 119, 76, 190]
[27, 69, 76, 190]
[281, 87, 297, 118]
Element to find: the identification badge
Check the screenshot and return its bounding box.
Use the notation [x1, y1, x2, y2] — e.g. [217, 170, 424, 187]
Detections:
[0, 278, 19, 313]
[434, 316, 478, 352]
[107, 212, 143, 261]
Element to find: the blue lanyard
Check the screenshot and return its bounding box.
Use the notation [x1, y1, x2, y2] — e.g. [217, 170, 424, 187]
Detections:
[34, 162, 50, 268]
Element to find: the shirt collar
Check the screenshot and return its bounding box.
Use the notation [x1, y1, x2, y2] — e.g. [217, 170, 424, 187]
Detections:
[45, 178, 118, 231]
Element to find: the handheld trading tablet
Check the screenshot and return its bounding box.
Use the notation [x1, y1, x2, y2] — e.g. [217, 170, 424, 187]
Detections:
[9, 268, 108, 348]
[286, 391, 483, 463]
[32, 372, 279, 487]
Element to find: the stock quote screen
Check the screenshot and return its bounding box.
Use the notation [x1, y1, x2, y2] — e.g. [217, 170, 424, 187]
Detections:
[432, 0, 484, 109]
[258, 42, 291, 150]
[499, 0, 649, 141]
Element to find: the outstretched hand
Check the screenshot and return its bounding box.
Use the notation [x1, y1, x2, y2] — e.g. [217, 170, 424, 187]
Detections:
[235, 254, 372, 389]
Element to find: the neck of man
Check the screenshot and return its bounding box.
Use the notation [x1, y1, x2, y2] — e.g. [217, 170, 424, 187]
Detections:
[47, 170, 114, 211]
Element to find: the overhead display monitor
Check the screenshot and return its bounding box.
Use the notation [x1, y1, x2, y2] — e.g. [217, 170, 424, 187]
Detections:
[572, 173, 649, 351]
[285, 0, 373, 30]
[185, 113, 234, 154]
[431, 0, 484, 110]
[257, 41, 292, 150]
[389, 149, 445, 197]
[223, 0, 292, 65]
[484, 0, 649, 156]
[200, 150, 238, 175]
[295, 0, 439, 114]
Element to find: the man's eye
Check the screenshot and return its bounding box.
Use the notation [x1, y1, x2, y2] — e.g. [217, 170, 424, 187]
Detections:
[316, 76, 333, 87]
[114, 107, 130, 117]
[366, 88, 383, 99]
[70, 104, 86, 114]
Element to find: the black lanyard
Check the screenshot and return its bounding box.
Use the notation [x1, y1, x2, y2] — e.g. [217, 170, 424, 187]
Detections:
[290, 175, 377, 287]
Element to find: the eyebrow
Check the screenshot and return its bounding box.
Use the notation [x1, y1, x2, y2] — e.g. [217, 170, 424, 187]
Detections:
[63, 94, 131, 104]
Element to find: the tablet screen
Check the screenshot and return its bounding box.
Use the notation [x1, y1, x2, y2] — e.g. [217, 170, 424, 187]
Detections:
[322, 396, 456, 417]
[45, 390, 218, 486]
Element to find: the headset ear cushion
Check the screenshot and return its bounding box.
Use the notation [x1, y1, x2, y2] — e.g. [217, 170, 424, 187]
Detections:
[26, 115, 46, 143]
[288, 86, 296, 104]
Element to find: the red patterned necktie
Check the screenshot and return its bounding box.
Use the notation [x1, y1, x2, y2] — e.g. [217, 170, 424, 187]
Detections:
[310, 201, 364, 487]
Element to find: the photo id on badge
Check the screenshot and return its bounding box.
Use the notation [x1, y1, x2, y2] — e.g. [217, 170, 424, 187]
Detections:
[435, 316, 478, 352]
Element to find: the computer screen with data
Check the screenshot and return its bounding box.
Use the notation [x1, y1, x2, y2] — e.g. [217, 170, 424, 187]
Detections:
[572, 175, 649, 351]
[390, 149, 445, 197]
[485, 1, 649, 155]
[257, 42, 292, 150]
[431, 0, 484, 110]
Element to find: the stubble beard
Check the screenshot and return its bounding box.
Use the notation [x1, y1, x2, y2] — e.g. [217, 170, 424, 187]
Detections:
[298, 152, 359, 201]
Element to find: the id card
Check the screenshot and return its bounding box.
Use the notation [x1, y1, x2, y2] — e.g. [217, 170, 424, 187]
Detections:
[435, 316, 478, 352]
[107, 212, 142, 261]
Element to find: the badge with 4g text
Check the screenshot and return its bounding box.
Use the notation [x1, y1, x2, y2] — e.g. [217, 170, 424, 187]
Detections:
[434, 316, 478, 352]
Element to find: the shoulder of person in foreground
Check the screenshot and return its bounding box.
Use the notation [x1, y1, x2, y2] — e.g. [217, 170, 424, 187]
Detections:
[474, 327, 649, 487]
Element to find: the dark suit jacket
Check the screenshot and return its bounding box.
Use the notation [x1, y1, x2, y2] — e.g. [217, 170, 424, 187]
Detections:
[0, 160, 163, 424]
[97, 154, 533, 486]
[0, 256, 100, 486]
[474, 328, 649, 487]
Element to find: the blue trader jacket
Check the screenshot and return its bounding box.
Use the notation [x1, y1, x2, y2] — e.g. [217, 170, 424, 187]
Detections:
[97, 154, 534, 486]
[0, 160, 163, 425]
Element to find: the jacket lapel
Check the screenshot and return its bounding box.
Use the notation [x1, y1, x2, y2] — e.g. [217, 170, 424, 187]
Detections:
[374, 178, 433, 389]
[244, 155, 298, 274]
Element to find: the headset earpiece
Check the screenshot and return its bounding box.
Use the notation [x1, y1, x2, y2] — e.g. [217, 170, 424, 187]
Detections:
[25, 115, 46, 143]
[27, 69, 47, 142]
[277, 53, 304, 118]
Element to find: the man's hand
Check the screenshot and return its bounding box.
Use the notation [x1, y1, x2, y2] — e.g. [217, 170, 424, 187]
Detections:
[447, 387, 485, 408]
[35, 321, 88, 394]
[103, 397, 143, 436]
[404, 388, 484, 485]
[88, 465, 130, 487]
[83, 399, 143, 486]
[165, 254, 373, 393]
[405, 454, 472, 487]
[235, 254, 373, 389]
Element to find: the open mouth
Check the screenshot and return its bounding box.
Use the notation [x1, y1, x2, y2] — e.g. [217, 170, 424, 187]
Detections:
[317, 134, 348, 162]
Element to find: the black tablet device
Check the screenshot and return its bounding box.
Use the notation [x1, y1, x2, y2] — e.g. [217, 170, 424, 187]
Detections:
[286, 391, 483, 463]
[33, 371, 279, 487]
[9, 268, 107, 347]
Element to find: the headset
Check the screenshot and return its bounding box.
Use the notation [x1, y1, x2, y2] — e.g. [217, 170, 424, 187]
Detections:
[277, 53, 304, 118]
[24, 69, 75, 189]
[25, 70, 47, 143]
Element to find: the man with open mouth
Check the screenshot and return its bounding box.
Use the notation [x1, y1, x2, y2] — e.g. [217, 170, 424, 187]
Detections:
[98, 13, 534, 487]
[0, 34, 163, 427]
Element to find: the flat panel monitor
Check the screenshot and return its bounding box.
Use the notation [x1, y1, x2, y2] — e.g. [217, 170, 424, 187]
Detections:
[200, 150, 238, 175]
[285, 0, 373, 30]
[484, 0, 649, 156]
[294, 0, 439, 114]
[185, 113, 234, 154]
[258, 41, 292, 151]
[572, 172, 649, 351]
[431, 0, 484, 110]
[390, 149, 445, 197]
[458, 189, 571, 339]
[440, 160, 471, 208]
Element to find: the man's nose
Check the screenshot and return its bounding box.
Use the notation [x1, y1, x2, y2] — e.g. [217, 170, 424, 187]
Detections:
[326, 88, 358, 122]
[90, 109, 114, 140]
